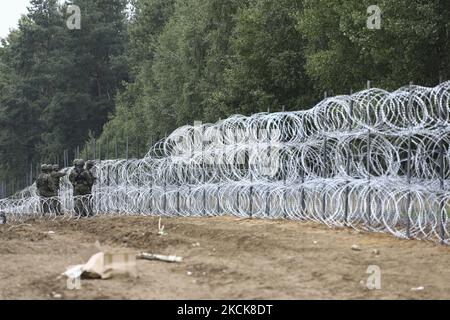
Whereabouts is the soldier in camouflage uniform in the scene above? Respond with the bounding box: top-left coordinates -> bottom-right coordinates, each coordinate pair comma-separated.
50,164 -> 66,215
36,164 -> 55,214
69,159 -> 91,217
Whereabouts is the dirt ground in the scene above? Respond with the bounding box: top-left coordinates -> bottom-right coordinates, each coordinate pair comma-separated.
1,215 -> 450,300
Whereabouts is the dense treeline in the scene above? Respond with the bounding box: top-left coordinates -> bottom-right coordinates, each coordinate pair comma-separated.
0,0 -> 128,191
0,0 -> 449,195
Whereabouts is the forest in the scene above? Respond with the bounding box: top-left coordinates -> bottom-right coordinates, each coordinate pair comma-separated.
0,0 -> 448,196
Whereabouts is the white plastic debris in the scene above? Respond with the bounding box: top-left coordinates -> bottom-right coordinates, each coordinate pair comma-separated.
137,252 -> 183,263
410,287 -> 425,292
63,252 -> 137,280
158,217 -> 167,236
52,292 -> 62,299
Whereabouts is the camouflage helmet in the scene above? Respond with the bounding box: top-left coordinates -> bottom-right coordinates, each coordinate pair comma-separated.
41,164 -> 50,172
73,159 -> 85,167
52,164 -> 59,171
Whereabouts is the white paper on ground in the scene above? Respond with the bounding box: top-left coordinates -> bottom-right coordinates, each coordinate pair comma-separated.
63,251 -> 137,280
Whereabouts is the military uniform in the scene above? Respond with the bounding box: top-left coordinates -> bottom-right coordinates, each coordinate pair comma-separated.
50,164 -> 65,215
36,164 -> 55,214
69,159 -> 91,217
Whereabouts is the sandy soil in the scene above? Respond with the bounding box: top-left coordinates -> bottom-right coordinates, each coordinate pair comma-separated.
0,215 -> 449,300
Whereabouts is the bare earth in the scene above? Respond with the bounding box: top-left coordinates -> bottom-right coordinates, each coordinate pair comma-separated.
0,215 -> 449,300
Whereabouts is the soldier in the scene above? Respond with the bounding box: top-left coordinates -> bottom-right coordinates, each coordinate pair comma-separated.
69,159 -> 92,217
84,160 -> 97,217
50,164 -> 66,215
0,212 -> 6,225
36,164 -> 55,214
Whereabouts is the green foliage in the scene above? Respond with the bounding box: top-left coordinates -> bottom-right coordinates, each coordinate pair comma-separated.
0,0 -> 129,186
216,0 -> 314,114
297,0 -> 450,93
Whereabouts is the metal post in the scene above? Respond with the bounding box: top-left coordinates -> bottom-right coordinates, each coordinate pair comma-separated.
322,91 -> 328,218
126,135 -> 129,160
265,116 -> 271,218
115,137 -> 118,159
366,81 -> 372,228
92,138 -> 96,160
188,134 -> 192,214
163,133 -> 167,214
149,153 -> 153,214
283,170 -> 287,219
406,82 -> 413,238
235,130 -> 240,213
438,77 -> 446,243
202,127 -> 206,216
249,127 -> 258,218
176,180 -> 180,215
344,89 -> 353,225
216,123 -> 222,215
107,136 -> 110,159
137,137 -> 140,159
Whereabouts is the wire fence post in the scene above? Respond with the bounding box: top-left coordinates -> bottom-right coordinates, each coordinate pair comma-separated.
281,106 -> 287,218
137,137 -> 140,159
202,126 -> 206,216
322,91 -> 328,218
126,135 -> 129,160
149,138 -> 154,214
124,133 -> 129,213
188,133 -> 193,214
235,129 -> 240,214
438,77 -> 446,243
406,82 -> 413,238
249,128 -> 255,219
163,132 -> 167,214
115,136 -> 118,159
344,89 -> 353,225
366,81 -> 372,228
92,138 -> 96,160
98,140 -> 102,162
265,108 -> 271,218
216,120 -> 222,215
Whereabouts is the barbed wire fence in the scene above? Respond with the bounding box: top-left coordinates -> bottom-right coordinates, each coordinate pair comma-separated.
1,81 -> 449,243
